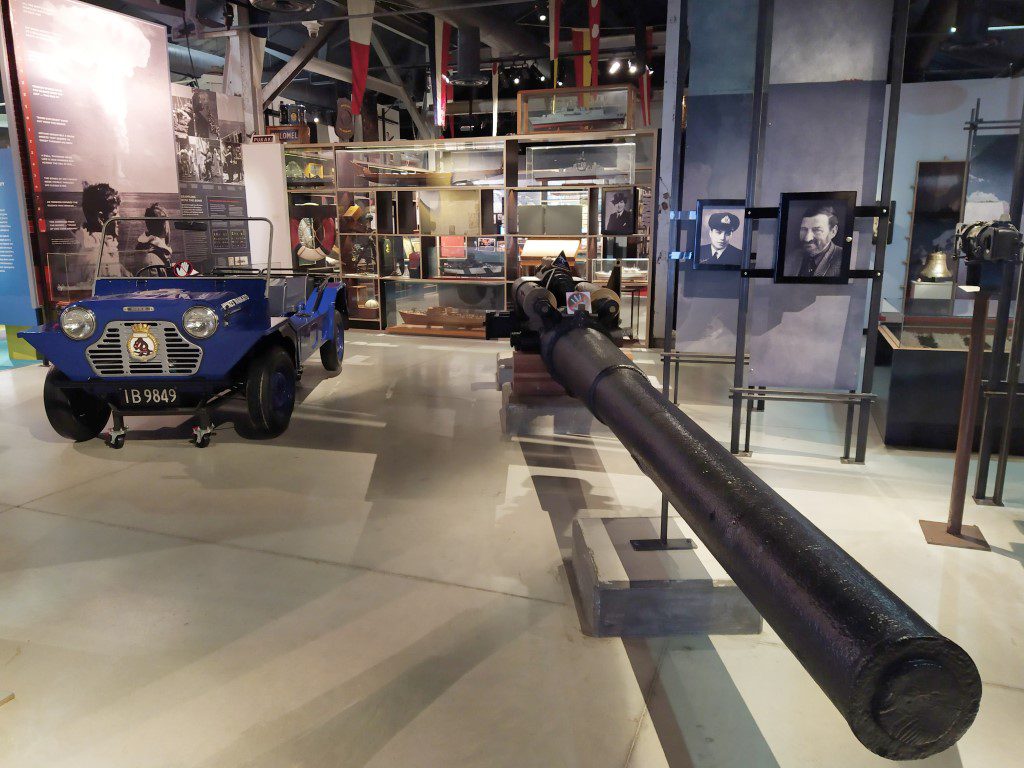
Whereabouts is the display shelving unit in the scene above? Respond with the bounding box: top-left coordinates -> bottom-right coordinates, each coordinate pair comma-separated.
281,129 -> 656,340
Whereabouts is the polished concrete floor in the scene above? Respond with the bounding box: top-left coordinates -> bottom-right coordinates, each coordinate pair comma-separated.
0,331 -> 1021,768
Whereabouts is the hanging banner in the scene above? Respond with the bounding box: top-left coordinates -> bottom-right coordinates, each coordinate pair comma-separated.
572,27 -> 592,93
549,0 -> 562,85
349,0 -> 375,117
4,0 -> 180,301
434,19 -> 453,128
170,84 -> 250,271
588,0 -> 601,86
639,26 -> 653,126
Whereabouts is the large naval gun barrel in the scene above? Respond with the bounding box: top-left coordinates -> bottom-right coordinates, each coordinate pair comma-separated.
486,261 -> 981,761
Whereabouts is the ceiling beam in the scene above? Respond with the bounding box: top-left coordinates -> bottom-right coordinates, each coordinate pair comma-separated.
371,30 -> 436,138
261,20 -> 344,106
263,44 -> 405,100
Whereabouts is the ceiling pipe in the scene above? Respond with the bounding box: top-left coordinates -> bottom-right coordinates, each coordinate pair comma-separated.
451,25 -> 490,86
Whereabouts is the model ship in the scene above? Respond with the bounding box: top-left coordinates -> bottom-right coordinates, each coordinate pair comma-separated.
595,265 -> 646,281
441,256 -> 503,277
351,159 -> 501,187
399,306 -> 487,329
530,105 -> 627,132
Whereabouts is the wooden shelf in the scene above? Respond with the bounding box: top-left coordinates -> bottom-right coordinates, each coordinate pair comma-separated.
279,128 -> 656,339
509,185 -> 596,192
387,325 -> 487,340
335,185 -> 504,193
382,277 -> 507,285
509,233 -> 594,239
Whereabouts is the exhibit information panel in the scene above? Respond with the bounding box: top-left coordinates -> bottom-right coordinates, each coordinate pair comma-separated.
0,12 -> 38,327
5,0 -> 180,300
170,83 -> 250,267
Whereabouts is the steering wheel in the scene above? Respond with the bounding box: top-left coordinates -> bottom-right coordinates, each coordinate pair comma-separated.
136,264 -> 172,277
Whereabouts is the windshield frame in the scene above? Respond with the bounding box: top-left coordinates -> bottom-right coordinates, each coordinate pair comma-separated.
95,215 -> 275,290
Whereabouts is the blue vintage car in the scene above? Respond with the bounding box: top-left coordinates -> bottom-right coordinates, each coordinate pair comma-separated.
19,217 -> 346,448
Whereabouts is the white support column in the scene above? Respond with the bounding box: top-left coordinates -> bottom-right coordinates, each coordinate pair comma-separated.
223,4 -> 265,135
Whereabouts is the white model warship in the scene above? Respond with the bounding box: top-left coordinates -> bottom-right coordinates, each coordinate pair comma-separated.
530,105 -> 626,132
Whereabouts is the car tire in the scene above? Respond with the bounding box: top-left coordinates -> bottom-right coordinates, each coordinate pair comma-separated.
43,367 -> 111,442
319,310 -> 344,373
242,345 -> 296,439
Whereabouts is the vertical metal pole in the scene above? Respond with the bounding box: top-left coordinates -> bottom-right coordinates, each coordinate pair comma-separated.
654,0 -> 686,546
948,292 -> 990,533
977,96 -> 1024,501
992,271 -> 1024,505
854,0 -> 910,463
730,0 -> 774,454
843,391 -> 856,460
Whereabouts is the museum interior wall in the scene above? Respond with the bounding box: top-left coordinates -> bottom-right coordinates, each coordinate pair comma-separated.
883,76 -> 1024,313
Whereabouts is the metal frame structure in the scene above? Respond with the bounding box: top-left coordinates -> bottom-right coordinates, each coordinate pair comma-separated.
727,0 -> 910,464
969,100 -> 1024,505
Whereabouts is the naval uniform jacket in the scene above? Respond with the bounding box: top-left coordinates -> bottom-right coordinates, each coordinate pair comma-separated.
698,242 -> 744,267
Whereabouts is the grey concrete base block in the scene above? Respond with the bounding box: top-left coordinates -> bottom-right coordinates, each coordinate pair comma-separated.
572,516 -> 763,637
496,354 -> 513,391
500,382 -> 599,437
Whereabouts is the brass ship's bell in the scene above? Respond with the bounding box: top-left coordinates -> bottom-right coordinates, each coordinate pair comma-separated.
919,250 -> 953,282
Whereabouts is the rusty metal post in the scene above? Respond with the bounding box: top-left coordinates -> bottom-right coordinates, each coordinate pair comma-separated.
921,290 -> 991,550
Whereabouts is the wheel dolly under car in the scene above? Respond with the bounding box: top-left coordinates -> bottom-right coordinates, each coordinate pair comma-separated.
19,216 -> 348,448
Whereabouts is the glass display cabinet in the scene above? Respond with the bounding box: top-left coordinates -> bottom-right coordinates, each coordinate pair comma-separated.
524,142 -> 636,186
335,140 -> 504,188
384,281 -> 505,339
517,85 -> 639,135
512,188 -> 590,236
284,146 -> 336,191
281,129 -> 655,339
343,276 -> 381,326
592,257 -> 649,284
436,236 -> 505,279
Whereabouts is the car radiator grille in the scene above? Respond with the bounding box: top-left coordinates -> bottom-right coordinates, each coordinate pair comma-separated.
86,321 -> 203,377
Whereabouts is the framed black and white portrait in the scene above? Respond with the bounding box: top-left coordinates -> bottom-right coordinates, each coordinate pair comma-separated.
693,199 -> 746,270
601,187 -> 637,236
774,191 -> 857,284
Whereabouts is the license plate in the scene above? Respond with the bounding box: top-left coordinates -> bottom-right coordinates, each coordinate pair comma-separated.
121,387 -> 179,408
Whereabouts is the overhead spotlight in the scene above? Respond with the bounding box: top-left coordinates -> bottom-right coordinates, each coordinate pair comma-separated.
557,80 -> 563,86
539,13 -> 547,21
949,26 -> 957,33
540,74 -> 546,82
608,59 -> 621,74
313,116 -> 320,123
628,60 -> 637,74
513,74 -> 521,85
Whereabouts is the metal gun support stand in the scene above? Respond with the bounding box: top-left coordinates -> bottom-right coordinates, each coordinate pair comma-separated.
921,286 -> 992,551
729,203 -> 890,462
973,98 -> 1024,506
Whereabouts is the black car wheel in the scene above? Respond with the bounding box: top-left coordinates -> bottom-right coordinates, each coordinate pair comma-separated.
241,345 -> 296,438
319,310 -> 344,373
43,367 -> 111,442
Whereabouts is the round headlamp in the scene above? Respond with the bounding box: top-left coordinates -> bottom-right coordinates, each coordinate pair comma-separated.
182,306 -> 219,339
59,306 -> 97,340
